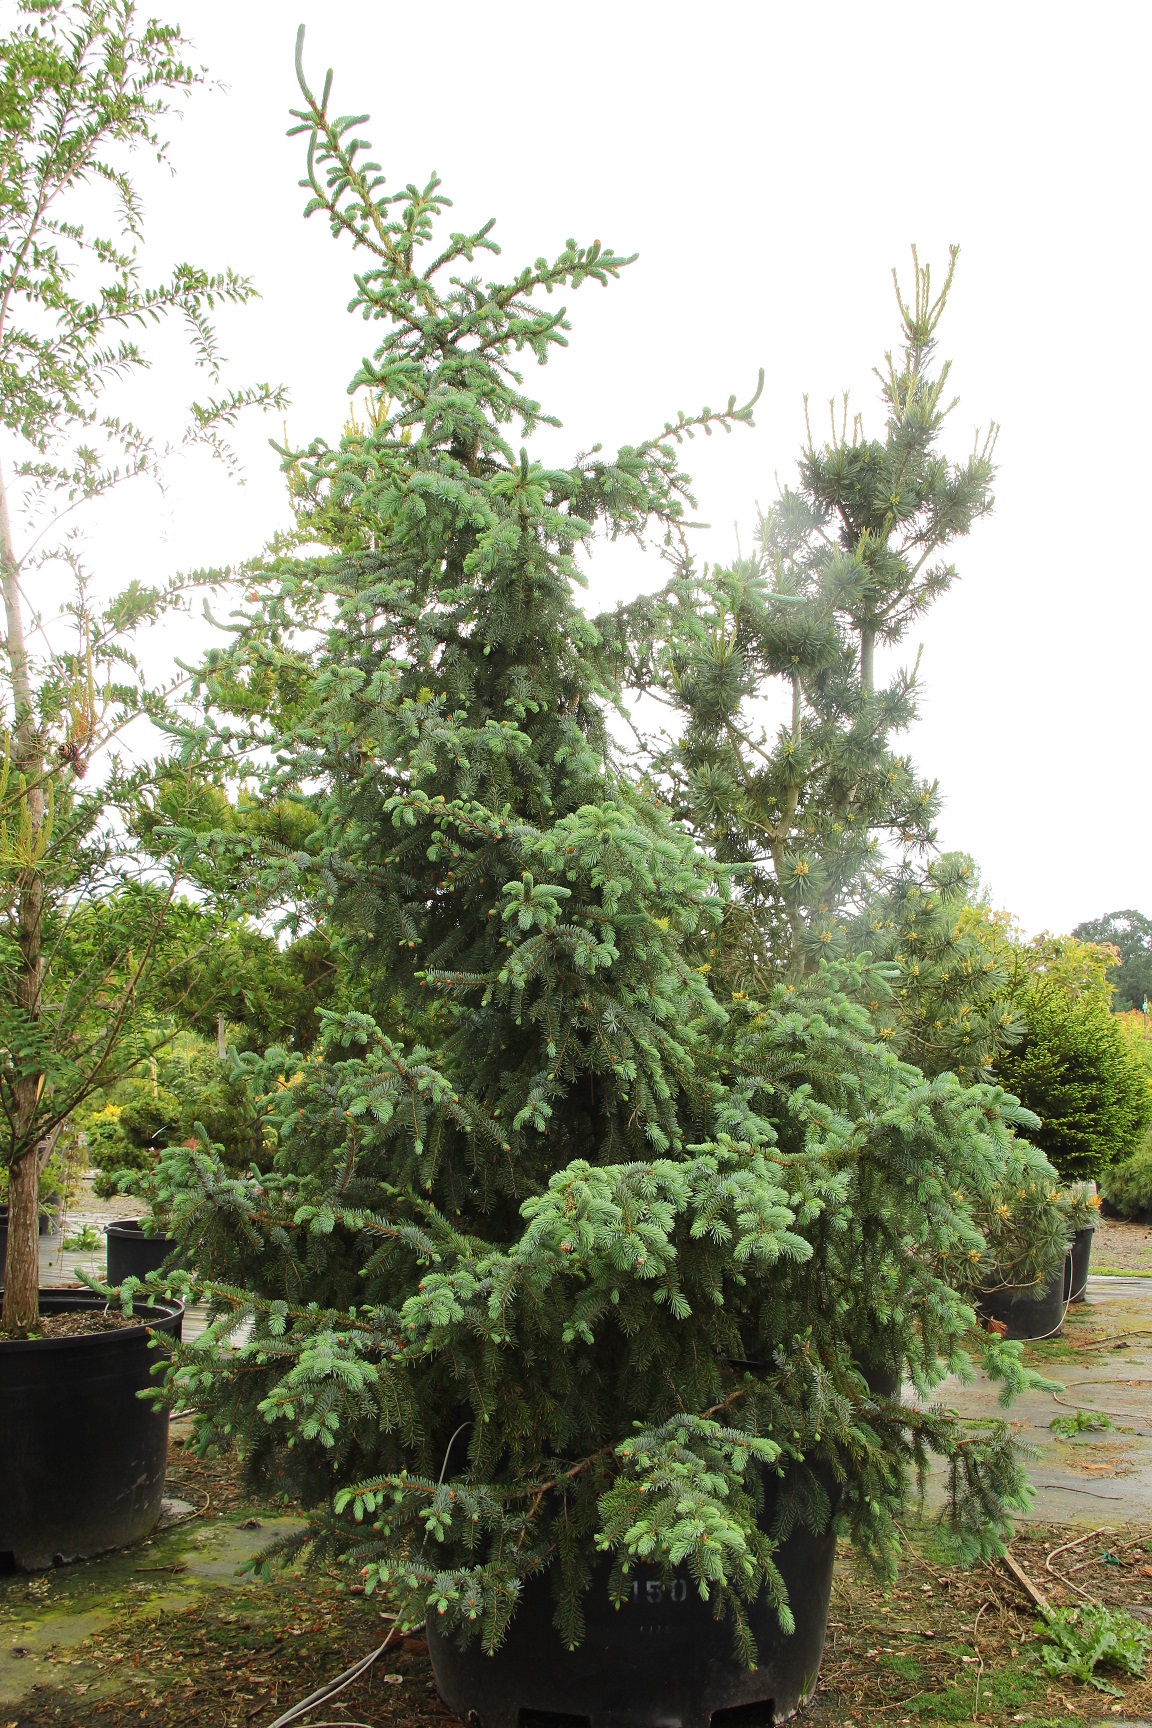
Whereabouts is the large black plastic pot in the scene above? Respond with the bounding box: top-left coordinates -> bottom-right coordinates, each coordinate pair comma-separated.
1067,1227 -> 1094,1304
860,1357 -> 902,1400
978,1252 -> 1070,1341
105,1217 -> 175,1284
428,1478 -> 836,1728
0,1290 -> 182,1569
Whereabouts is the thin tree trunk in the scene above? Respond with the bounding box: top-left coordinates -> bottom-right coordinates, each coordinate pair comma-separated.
860,626 -> 875,698
0,466 -> 32,727
790,671 -> 803,744
768,834 -> 810,977
1,460 -> 46,1334
5,1152 -> 40,1320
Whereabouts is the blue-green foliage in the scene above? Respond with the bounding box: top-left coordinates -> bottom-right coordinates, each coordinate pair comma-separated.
137,35 -> 1058,1659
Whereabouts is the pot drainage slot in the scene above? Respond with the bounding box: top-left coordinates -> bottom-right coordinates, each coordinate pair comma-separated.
518,1714 -> 592,1727
710,1703 -> 774,1726
0,1552 -> 15,1576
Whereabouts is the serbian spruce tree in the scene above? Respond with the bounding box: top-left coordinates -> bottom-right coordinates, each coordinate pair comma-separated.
152,43 -> 1052,1654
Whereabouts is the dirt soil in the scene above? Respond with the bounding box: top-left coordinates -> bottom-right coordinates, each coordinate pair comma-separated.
6,1451 -> 1152,1728
806,1524 -> 1152,1727
1092,1215 -> 1152,1274
18,1311 -> 141,1340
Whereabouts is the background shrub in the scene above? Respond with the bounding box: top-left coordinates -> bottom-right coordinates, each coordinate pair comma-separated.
1099,1127 -> 1152,1219
83,1033 -> 265,1197
996,983 -> 1152,1183
1072,910 -> 1152,1012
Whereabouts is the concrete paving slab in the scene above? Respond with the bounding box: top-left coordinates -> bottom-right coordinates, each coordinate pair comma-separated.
180,1522 -> 294,1581
38,1196 -> 131,1287
924,1275 -> 1152,1523
0,1513 -> 304,1707
0,1605 -> 109,1706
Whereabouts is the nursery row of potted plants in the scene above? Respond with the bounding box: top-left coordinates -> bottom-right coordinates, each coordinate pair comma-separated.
972,1182 -> 1102,1341
979,1221 -> 1096,1341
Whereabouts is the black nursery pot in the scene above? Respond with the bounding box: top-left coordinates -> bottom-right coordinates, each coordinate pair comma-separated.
105,1217 -> 176,1285
427,1478 -> 836,1728
860,1356 -> 902,1400
978,1253 -> 1070,1342
0,1290 -> 182,1570
1067,1226 -> 1094,1304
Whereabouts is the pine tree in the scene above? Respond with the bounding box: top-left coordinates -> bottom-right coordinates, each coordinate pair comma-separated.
600,251 -> 996,987
150,42 -> 1056,1654
851,853 -> 1024,1081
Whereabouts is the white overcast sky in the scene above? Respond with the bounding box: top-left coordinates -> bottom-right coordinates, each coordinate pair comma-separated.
18,0 -> 1150,937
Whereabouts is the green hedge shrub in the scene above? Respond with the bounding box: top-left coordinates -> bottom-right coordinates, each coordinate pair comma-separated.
996,986 -> 1152,1182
